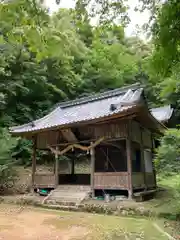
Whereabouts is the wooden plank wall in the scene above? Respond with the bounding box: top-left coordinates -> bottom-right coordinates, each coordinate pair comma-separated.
131,121 -> 141,144
37,130 -> 62,149
80,121 -> 128,140
34,173 -> 56,188
94,172 -> 128,190
145,173 -> 155,187
131,120 -> 155,188
131,120 -> 152,148
142,128 -> 152,148
132,173 -> 145,189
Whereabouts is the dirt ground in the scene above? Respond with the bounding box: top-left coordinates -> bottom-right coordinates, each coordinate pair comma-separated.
0,204 -> 170,240
0,205 -> 89,240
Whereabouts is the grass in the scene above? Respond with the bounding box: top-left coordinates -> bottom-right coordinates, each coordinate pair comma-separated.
143,174 -> 180,216
41,208 -> 167,239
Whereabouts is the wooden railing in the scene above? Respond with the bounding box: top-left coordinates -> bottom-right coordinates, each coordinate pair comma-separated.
34,173 -> 56,188
94,172 -> 128,190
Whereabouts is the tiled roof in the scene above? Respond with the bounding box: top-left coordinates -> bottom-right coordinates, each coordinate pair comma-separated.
10,83 -> 143,134
10,83 -> 168,134
150,105 -> 173,123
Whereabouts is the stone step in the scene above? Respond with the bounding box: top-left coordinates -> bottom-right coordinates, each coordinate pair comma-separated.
45,204 -> 79,211
52,190 -> 85,193
44,185 -> 90,206
50,191 -> 88,197
49,197 -> 84,202
56,185 -> 91,192
46,200 -> 82,206
50,191 -> 88,195
52,191 -> 90,195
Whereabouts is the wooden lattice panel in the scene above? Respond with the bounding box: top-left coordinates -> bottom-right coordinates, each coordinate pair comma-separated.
94,172 -> 128,190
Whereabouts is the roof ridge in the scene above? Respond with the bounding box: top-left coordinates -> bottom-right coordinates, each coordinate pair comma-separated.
58,82 -> 141,108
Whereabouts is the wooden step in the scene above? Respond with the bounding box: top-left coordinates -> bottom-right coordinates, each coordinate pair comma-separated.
134,189 -> 156,202
134,189 -> 156,197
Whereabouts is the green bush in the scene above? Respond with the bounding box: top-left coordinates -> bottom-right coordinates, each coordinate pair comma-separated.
0,128 -> 18,193
155,128 -> 180,174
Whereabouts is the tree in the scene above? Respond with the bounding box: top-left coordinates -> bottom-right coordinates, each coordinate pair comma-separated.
140,1 -> 180,121
78,25 -> 140,95
50,0 -> 129,25
0,4 -> 87,126
0,0 -> 86,60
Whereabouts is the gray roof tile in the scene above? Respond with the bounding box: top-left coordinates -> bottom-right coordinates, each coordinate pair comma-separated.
10,83 -> 169,134
150,105 -> 173,123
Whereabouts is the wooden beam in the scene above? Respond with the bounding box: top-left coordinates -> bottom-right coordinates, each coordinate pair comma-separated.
61,128 -> 78,142
32,135 -> 37,190
49,137 -> 126,148
126,120 -> 133,199
55,146 -> 59,186
90,142 -> 95,198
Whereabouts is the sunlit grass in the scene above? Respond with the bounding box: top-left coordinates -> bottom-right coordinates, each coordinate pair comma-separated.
42,209 -> 167,239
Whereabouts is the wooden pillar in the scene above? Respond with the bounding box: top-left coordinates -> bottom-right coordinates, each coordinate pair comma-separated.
71,158 -> 75,175
151,134 -> 157,188
140,127 -> 147,190
55,146 -> 59,187
90,142 -> 95,198
32,135 -> 37,190
126,121 -> 133,199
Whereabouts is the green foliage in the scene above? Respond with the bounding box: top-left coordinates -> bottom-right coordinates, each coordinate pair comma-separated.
0,128 -> 17,164
71,0 -> 129,25
78,26 -> 140,94
0,6 -> 87,126
0,129 -> 18,192
155,129 -> 180,173
151,0 -> 180,76
139,0 -> 180,116
12,139 -> 33,165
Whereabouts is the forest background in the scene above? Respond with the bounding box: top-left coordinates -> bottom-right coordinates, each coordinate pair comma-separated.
0,0 -> 180,181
